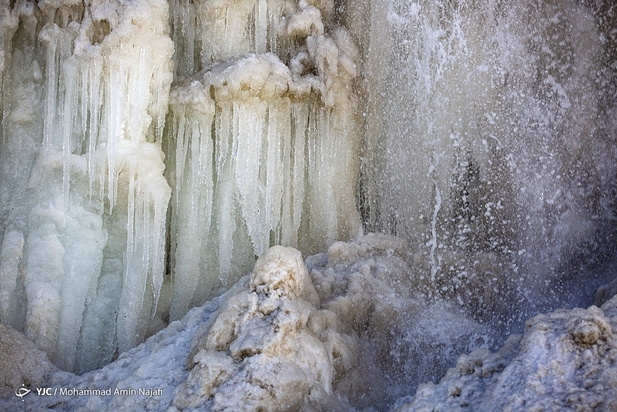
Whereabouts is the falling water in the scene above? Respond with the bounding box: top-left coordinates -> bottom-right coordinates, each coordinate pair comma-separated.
352,0 -> 617,323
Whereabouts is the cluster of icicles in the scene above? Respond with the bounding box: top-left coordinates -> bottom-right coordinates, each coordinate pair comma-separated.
0,0 -> 360,373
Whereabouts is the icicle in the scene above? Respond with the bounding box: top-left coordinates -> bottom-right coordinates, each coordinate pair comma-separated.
197,116 -> 214,234
280,105 -> 294,246
106,60 -> 118,212
87,55 -> 103,198
267,0 -> 280,54
175,112 -> 187,209
79,60 -> 88,140
125,161 -> 136,291
217,104 -> 237,283
291,102 -> 308,247
41,26 -> 58,153
255,0 -> 268,54
236,100 -> 269,256
62,60 -> 77,212
149,185 -> 168,318
265,104 -> 281,244
117,159 -> 140,353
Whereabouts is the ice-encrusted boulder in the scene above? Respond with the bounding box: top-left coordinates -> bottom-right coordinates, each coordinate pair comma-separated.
173,245 -> 356,411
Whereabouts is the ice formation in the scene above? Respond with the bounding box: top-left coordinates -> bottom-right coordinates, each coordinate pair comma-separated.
173,245 -> 354,411
169,236 -> 499,410
0,0 -> 174,373
1,242 -> 616,411
395,293 -> 617,411
0,0 -> 616,410
0,0 -> 361,373
165,0 -> 361,320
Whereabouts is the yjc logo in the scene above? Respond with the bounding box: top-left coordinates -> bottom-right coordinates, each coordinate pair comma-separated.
15,384 -> 31,401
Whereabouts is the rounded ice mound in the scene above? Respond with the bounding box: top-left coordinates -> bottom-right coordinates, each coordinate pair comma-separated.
395,294 -> 617,411
173,246 -> 354,411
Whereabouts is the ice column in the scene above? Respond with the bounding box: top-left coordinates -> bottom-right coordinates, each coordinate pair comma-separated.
167,0 -> 361,320
0,0 -> 173,372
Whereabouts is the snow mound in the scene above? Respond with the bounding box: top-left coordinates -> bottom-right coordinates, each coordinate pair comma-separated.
2,239 -> 614,411
0,324 -> 55,398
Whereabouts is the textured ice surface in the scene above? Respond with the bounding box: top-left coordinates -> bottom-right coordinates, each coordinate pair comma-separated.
1,242 -> 616,411
173,246 -> 354,411
0,323 -> 55,399
0,2 -> 616,408
0,0 -> 361,373
165,0 -> 362,320
0,0 -> 173,372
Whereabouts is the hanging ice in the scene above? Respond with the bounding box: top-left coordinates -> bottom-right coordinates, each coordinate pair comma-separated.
0,0 -> 361,373
0,0 -> 173,372
166,0 -> 361,320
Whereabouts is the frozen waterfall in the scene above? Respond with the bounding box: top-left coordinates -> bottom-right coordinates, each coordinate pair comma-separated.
0,0 -> 616,393
0,0 -> 362,373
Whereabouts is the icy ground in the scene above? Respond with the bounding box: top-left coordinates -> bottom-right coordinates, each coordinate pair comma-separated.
1,235 -> 616,411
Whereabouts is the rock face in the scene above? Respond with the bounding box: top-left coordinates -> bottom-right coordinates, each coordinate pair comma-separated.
396,294 -> 617,412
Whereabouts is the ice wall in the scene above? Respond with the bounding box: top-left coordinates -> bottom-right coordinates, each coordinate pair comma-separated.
165,0 -> 361,320
0,0 -> 173,372
0,0 -> 361,373
350,0 -> 617,319
1,0 -> 616,385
